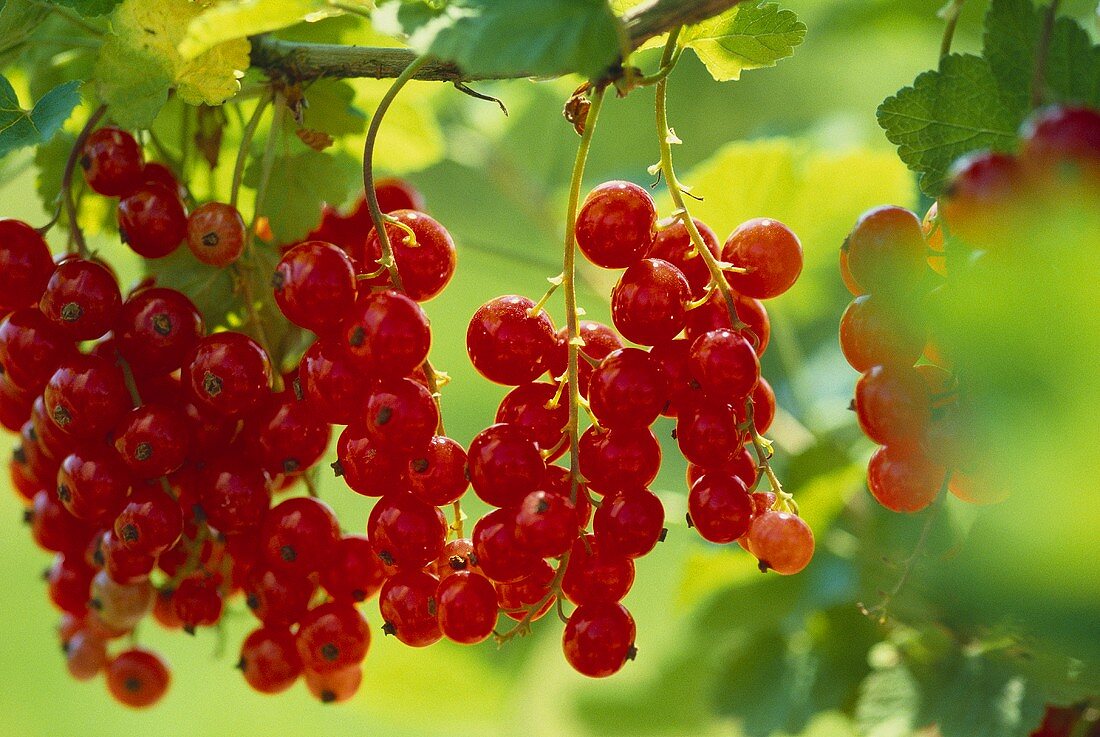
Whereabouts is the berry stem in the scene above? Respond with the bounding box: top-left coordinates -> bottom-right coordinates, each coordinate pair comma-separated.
1030,0 -> 1061,108
60,104 -> 107,257
938,0 -> 966,58
230,90 -> 273,210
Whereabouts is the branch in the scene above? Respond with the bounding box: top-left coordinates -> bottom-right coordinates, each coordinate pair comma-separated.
249,0 -> 744,83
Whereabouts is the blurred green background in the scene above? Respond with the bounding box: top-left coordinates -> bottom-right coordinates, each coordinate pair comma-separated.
1,1 -> 1098,735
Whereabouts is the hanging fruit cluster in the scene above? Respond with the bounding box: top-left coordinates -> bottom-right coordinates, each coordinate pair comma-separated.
839,104 -> 1100,513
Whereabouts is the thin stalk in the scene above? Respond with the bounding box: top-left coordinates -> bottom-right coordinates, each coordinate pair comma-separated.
60,105 -> 107,255
230,90 -> 273,210
1030,0 -> 1061,107
938,0 -> 966,59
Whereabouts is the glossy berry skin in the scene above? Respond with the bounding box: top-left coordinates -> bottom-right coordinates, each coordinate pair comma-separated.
44,355 -> 130,439
562,603 -> 636,678
114,487 -> 183,555
547,320 -> 623,395
322,534 -> 387,603
647,217 -> 721,297
105,648 -> 170,709
239,627 -> 302,694
408,435 -> 469,506
186,202 -> 246,266
29,490 -> 91,555
578,426 -> 661,495
367,492 -> 447,569
141,162 -> 180,193
47,552 -> 95,615
593,487 -> 665,559
0,309 -> 76,393
839,295 -> 925,372
117,183 -> 187,259
100,529 -> 156,584
305,665 -> 363,704
335,424 -> 406,496
843,206 -> 925,296
743,377 -> 777,436
688,474 -> 753,543
298,338 -> 365,424
172,576 -> 223,630
56,444 -> 132,525
676,401 -> 742,468
472,508 -> 541,583
248,398 -> 331,477
867,446 -> 944,513
261,497 -> 340,575
588,348 -> 668,428
115,288 -> 204,377
496,559 -> 554,621
575,181 -> 656,269
436,571 -> 498,645
467,423 -> 545,508
114,404 -> 190,478
683,290 -> 772,356
364,378 -> 439,455
649,338 -> 697,417
433,538 -> 481,579
0,374 -> 33,433
374,178 -> 426,212
378,570 -> 442,647
611,258 -> 690,346
362,210 -> 457,301
466,295 -> 556,385
244,566 -> 316,627
1020,105 -> 1100,164
198,457 -> 272,536
81,127 -> 144,196
561,535 -> 634,606
273,241 -> 357,335
65,630 -> 107,681
343,290 -> 430,377
495,382 -> 567,455
854,365 -> 931,447
721,218 -> 802,300
689,329 -> 760,401
185,332 -> 272,417
296,601 -> 370,674
746,511 -> 814,575
40,258 -> 122,341
0,220 -> 54,312
515,489 -> 580,558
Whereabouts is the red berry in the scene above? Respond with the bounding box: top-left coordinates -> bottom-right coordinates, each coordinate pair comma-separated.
687,474 -> 753,543
114,487 -> 183,555
843,206 -> 924,296
839,295 -> 925,372
29,490 -> 92,555
0,219 -> 54,312
592,487 -> 665,558
47,552 -> 95,615
722,218 -> 802,300
578,426 -> 661,495
321,534 -> 387,603
0,308 -> 76,393
647,217 -> 720,296
141,162 -> 180,193
238,626 -> 302,694
867,445 -> 944,513
546,320 -> 623,395
296,601 -> 370,673
335,424 -> 406,496
496,382 -> 568,456
610,258 -> 690,345
689,329 -> 759,401
683,289 -> 772,355
186,202 -> 246,266
378,569 -> 442,647
362,210 -> 457,301
675,401 -> 741,467
367,491 -> 447,569
742,376 -> 777,436
746,511 -> 814,575
105,648 -> 170,708
115,288 -> 204,377
496,559 -> 555,621
0,373 -> 33,433
260,497 -> 340,575
304,665 -> 362,704
198,456 -> 272,536
298,338 -> 365,424
432,537 -> 481,579
649,338 -> 697,417
185,332 -> 272,416
65,630 -> 107,681
364,378 -> 439,455
588,348 -> 668,428
247,397 -> 331,477
562,603 -> 636,678
113,404 -> 190,477
575,181 -> 656,268
57,444 -> 131,525
466,295 -> 556,385
467,423 -> 545,508
172,575 -> 223,630
273,241 -> 357,335
117,183 -> 187,259
244,566 -> 316,627
374,178 -> 426,213
44,354 -> 130,439
343,289 -> 430,377
99,529 -> 156,584
81,127 -> 144,196
854,365 -> 931,447
514,489 -> 580,558
1021,105 -> 1100,164
436,571 -> 498,645
561,535 -> 634,606
472,508 -> 541,583
407,435 -> 469,506
40,258 -> 122,341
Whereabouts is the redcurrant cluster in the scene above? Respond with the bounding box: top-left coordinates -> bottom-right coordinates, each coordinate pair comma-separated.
839,105 -> 1100,512
461,180 -> 812,676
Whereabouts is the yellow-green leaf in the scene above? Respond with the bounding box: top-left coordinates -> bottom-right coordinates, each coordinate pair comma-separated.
682,2 -> 805,81
178,0 -> 350,61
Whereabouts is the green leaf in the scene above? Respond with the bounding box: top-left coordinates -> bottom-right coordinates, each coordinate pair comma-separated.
243,149 -> 360,244
856,663 -> 921,737
298,79 -> 367,138
877,54 -> 1020,196
43,0 -> 120,16
178,0 -> 343,60
681,2 -> 806,82
95,0 -> 249,127
0,76 -> 81,158
374,0 -> 622,79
